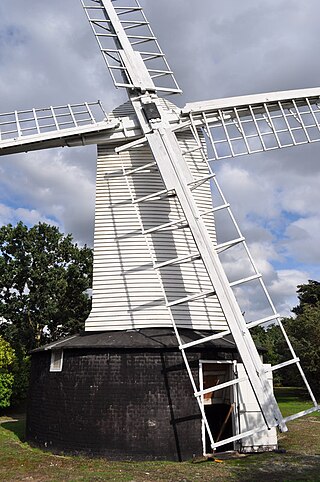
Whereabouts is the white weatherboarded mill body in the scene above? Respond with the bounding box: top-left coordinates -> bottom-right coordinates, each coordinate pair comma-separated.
87,100 -> 227,332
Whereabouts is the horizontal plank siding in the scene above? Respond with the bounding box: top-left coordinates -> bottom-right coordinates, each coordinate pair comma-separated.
86,101 -> 228,331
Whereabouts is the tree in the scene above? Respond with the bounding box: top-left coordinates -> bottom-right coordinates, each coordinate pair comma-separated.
292,280 -> 320,315
0,336 -> 16,408
251,280 -> 320,391
0,222 -> 93,353
282,285 -> 320,394
251,324 -> 283,385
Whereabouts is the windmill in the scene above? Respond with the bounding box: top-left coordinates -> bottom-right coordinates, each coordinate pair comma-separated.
1,0 -> 319,458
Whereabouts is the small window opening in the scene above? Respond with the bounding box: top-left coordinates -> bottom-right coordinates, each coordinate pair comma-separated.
50,349 -> 64,372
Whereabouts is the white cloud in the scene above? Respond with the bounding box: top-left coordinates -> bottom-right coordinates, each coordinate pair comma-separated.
0,147 -> 96,244
0,0 -> 319,316
284,216 -> 320,265
268,269 -> 310,316
0,203 -> 57,228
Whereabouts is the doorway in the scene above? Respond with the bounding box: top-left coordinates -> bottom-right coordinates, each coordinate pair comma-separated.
199,360 -> 237,454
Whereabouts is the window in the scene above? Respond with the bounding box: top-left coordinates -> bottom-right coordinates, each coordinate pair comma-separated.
50,349 -> 64,372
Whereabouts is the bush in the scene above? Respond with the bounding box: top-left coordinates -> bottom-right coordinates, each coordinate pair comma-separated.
11,355 -> 31,406
0,336 -> 16,408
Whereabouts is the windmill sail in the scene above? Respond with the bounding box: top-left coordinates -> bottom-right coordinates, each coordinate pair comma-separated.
182,88 -> 320,160
81,0 -> 181,94
105,95 -> 319,448
0,101 -> 119,155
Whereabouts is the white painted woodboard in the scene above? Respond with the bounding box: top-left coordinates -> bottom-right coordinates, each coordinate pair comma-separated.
86,101 -> 228,331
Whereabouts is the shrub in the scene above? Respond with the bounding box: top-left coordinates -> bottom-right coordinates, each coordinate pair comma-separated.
0,336 -> 16,408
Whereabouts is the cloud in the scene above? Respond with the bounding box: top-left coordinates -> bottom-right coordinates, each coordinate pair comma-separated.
284,216 -> 320,266
0,203 -> 57,228
268,268 -> 311,315
0,147 -> 96,245
0,0 -> 319,316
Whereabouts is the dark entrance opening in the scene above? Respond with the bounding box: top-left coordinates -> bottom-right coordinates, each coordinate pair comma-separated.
201,362 -> 235,453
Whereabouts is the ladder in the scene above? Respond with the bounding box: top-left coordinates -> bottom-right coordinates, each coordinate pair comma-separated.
81,0 -> 181,94
118,114 -> 319,452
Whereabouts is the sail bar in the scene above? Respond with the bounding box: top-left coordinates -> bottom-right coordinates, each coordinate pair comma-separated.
0,101 -> 118,156
81,0 -> 181,94
181,88 -> 320,160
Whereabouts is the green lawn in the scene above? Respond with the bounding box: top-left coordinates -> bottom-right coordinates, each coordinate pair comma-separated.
275,386 -> 320,418
0,388 -> 320,481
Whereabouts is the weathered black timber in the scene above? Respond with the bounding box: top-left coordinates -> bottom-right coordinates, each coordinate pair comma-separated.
26,328 -> 239,461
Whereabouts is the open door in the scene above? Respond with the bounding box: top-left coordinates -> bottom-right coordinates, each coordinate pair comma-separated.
199,360 -> 237,454
200,360 -> 278,454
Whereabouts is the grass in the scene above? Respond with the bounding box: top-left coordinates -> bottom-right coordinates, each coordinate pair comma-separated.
275,386 -> 320,418
0,388 -> 320,481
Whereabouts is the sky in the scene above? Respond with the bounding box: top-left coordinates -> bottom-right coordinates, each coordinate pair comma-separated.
0,0 -> 319,316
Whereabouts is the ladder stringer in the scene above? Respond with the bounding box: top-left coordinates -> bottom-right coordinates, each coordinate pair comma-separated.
81,0 -> 181,94
156,122 -> 320,446
119,132 -> 285,452
145,127 -> 287,438
121,153 -> 217,451
118,99 -> 319,451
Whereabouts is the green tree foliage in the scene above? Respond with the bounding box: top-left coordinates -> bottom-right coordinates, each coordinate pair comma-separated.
281,281 -> 320,394
251,324 -> 280,366
252,280 -> 320,392
0,222 -> 93,353
292,280 -> 320,315
0,336 -> 16,408
11,355 -> 31,406
251,324 -> 283,385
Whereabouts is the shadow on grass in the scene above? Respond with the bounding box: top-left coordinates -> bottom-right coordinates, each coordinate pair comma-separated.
228,453 -> 320,482
275,386 -> 309,399
2,417 -> 26,443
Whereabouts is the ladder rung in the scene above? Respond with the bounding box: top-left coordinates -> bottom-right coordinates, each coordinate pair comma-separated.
131,39 -> 155,47
83,5 -> 103,10
215,237 -> 245,253
101,49 -> 124,57
179,329 -> 231,350
89,19 -> 110,23
115,6 -> 143,11
121,20 -> 149,25
142,54 -> 165,62
107,65 -> 127,71
116,137 -> 147,154
181,313 -> 280,352
229,273 -> 262,287
132,188 -> 173,204
283,405 -> 320,423
97,32 -> 117,38
188,173 -> 216,191
124,25 -> 149,31
200,203 -> 230,217
167,289 -> 215,308
127,34 -> 156,40
117,10 -> 143,17
154,252 -> 200,270
148,68 -> 174,75
140,51 -> 165,58
194,376 -> 247,398
143,217 -> 187,235
246,313 -> 280,329
151,72 -> 171,80
123,161 -> 156,176
211,423 -> 269,450
181,145 -> 202,155
265,357 -> 300,373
